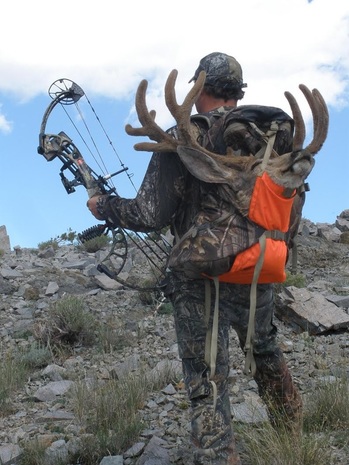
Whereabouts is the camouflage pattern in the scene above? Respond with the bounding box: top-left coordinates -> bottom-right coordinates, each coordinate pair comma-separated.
102,105 -> 300,277
164,273 -> 302,462
167,205 -> 265,279
168,106 -> 300,279
221,105 -> 294,157
100,106 -> 303,462
188,52 -> 247,92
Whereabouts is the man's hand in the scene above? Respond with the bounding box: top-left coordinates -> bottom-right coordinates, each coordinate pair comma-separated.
87,195 -> 107,220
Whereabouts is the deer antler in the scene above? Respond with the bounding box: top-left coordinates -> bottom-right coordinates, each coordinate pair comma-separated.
284,84 -> 329,153
284,89 -> 306,151
125,70 -> 329,213
125,69 -> 234,160
125,78 -> 180,152
300,85 -> 329,154
164,69 -> 206,146
125,69 -> 207,152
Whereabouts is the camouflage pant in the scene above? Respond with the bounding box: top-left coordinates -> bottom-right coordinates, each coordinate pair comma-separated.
164,274 -> 302,463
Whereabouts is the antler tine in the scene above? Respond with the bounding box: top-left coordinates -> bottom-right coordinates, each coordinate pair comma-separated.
299,84 -> 329,155
165,69 -> 206,144
125,78 -> 180,153
125,69 -> 236,161
284,89 -> 306,151
310,87 -> 329,154
134,80 -> 159,131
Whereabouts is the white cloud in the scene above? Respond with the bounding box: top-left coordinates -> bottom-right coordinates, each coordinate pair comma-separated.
0,0 -> 348,246
0,0 -> 348,125
0,106 -> 12,133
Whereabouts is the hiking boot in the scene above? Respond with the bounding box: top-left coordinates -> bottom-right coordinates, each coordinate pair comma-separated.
189,381 -> 242,465
177,441 -> 241,465
193,443 -> 242,464
254,349 -> 303,433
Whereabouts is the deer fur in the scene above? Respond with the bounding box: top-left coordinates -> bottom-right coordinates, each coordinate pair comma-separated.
125,70 -> 329,216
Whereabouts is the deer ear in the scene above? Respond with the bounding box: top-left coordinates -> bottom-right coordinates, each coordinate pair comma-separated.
177,146 -> 231,184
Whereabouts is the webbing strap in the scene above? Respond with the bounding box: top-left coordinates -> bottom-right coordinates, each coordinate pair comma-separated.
291,236 -> 298,274
204,279 -> 212,366
243,122 -> 279,376
260,122 -> 279,171
204,277 -> 220,415
210,277 -> 220,378
243,232 -> 267,376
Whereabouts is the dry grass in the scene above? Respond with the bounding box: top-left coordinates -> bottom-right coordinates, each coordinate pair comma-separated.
68,362 -> 180,465
239,373 -> 349,465
0,349 -> 29,415
303,374 -> 349,432
239,422 -> 332,465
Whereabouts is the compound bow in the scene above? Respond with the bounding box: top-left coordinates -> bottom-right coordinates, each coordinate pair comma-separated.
37,78 -> 168,286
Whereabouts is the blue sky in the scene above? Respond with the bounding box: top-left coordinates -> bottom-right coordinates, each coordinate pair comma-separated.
0,0 -> 348,249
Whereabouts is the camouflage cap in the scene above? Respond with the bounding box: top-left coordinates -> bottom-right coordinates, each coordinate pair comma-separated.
189,52 -> 247,90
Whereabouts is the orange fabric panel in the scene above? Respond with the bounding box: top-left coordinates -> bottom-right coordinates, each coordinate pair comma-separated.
218,238 -> 287,284
249,172 -> 295,232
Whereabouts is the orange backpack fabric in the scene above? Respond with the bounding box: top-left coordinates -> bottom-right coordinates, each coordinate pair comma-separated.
218,172 -> 295,284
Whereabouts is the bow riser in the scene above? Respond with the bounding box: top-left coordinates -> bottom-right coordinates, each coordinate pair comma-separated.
40,131 -> 105,197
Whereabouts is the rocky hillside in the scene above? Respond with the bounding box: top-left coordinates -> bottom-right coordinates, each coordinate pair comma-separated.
0,212 -> 348,465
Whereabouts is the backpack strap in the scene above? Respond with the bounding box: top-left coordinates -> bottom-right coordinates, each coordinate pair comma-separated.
204,277 -> 219,415
190,106 -> 228,130
243,230 -> 286,376
243,122 -> 282,376
259,121 -> 279,170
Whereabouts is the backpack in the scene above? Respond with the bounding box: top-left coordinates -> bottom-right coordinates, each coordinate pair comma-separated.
167,105 -> 306,284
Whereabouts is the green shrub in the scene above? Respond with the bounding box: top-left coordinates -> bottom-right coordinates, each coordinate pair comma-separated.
17,439 -> 46,465
38,228 -> 78,250
19,343 -> 52,369
24,286 -> 40,301
37,238 -> 60,251
238,422 -> 333,465
70,364 -> 179,464
71,375 -> 148,463
284,271 -> 306,288
39,296 -> 96,347
157,301 -> 173,315
97,323 -> 137,353
80,234 -> 110,253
